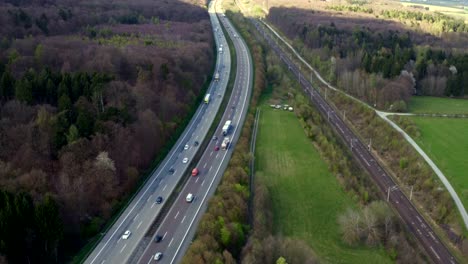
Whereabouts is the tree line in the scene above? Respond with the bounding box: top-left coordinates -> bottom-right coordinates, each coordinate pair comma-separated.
267,6 -> 468,110
0,190 -> 62,263
380,9 -> 468,33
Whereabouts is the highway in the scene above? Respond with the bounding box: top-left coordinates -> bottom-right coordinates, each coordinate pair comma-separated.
251,19 -> 457,264
136,1 -> 253,263
84,4 -> 232,264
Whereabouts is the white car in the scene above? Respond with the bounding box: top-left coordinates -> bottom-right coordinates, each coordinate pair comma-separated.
184,144 -> 189,150
182,157 -> 188,163
154,252 -> 163,261
186,193 -> 194,203
121,230 -> 131,240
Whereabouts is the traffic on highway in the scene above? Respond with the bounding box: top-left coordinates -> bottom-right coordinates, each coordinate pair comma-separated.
84,2 -> 232,264
136,1 -> 253,263
252,19 -> 457,264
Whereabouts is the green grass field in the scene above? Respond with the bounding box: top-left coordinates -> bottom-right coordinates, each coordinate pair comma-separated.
255,105 -> 391,264
409,116 -> 468,210
408,96 -> 468,114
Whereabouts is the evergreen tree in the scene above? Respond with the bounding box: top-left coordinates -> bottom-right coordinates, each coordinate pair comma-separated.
58,94 -> 72,112
66,124 -> 79,144
35,194 -> 63,262
15,78 -> 33,104
0,71 -> 15,100
76,109 -> 95,137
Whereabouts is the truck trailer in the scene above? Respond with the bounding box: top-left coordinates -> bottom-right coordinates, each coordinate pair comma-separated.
222,120 -> 232,136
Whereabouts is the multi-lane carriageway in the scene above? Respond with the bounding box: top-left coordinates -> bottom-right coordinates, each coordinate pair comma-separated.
251,20 -> 457,264
84,1 -> 233,263
137,1 -> 253,263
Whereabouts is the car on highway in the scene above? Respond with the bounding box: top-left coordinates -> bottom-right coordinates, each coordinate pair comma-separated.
186,193 -> 194,203
156,196 -> 163,204
213,136 -> 218,141
184,144 -> 189,150
214,145 -> 220,151
182,157 -> 188,163
154,252 -> 163,261
194,141 -> 199,146
121,230 -> 131,240
168,168 -> 175,174
191,168 -> 199,176
154,235 -> 162,243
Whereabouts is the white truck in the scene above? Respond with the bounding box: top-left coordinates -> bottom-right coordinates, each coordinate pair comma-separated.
214,72 -> 220,81
222,120 -> 232,136
221,137 -> 230,150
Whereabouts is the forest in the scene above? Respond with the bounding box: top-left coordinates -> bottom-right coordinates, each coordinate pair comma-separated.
0,0 -> 214,262
261,1 -> 468,110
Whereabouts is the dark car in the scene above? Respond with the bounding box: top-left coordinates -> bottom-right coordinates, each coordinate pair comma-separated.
214,145 -> 220,151
154,235 -> 163,243
194,141 -> 199,146
168,168 -> 175,174
156,196 -> 163,204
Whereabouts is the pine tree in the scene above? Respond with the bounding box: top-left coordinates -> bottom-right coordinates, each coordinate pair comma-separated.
15,78 -> 33,104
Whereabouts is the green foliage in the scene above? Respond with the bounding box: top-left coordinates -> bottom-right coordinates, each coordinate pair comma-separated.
35,13 -> 49,35
58,8 -> 72,21
58,94 -> 72,112
8,8 -> 32,28
276,256 -> 288,264
66,124 -> 79,144
399,158 -> 408,169
160,63 -> 170,80
0,71 -> 15,99
76,110 -> 95,138
327,5 -> 373,14
35,194 -> 63,259
15,78 -> 33,104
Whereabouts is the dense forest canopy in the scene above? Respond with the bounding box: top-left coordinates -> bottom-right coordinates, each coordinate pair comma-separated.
0,0 -> 214,262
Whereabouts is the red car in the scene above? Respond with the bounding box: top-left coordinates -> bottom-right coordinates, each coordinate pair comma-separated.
191,168 -> 199,176
214,145 -> 220,151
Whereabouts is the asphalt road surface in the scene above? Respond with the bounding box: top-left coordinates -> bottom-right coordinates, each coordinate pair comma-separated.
136,1 -> 253,263
252,19 -> 457,264
84,5 -> 232,264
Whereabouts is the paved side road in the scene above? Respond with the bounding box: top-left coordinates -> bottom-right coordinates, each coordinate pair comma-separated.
251,18 -> 457,264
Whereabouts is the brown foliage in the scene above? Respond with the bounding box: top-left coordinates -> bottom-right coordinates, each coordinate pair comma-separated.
0,0 -> 215,260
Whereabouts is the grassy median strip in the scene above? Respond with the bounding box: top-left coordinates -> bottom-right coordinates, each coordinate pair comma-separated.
255,104 -> 391,264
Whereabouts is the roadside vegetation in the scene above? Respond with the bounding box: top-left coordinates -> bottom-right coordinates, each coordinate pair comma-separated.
181,5 -> 267,262
241,41 -> 427,263
409,96 -> 468,114
0,0 -> 214,262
